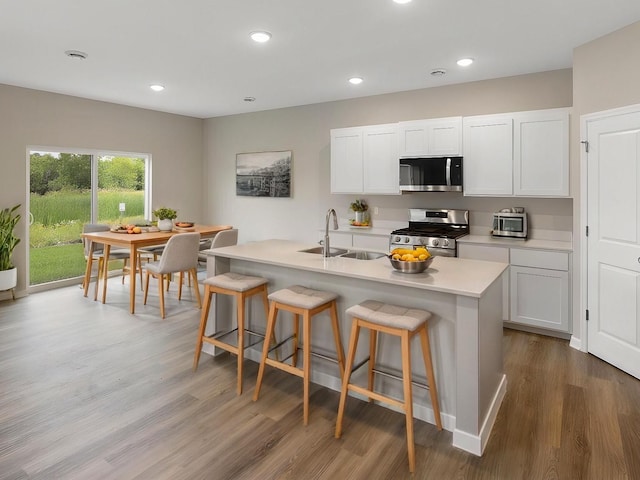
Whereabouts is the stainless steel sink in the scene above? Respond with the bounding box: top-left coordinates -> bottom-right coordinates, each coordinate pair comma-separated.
339,251 -> 386,260
298,246 -> 348,256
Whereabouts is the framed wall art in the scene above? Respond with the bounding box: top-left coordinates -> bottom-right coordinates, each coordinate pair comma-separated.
236,150 -> 292,197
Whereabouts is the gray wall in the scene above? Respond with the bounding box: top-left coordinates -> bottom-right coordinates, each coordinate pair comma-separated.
570,20 -> 640,344
0,84 -> 203,295
203,69 -> 573,244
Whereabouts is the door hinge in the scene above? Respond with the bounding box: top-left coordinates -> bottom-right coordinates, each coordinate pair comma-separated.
581,140 -> 589,153
586,309 -> 590,321
586,225 -> 589,237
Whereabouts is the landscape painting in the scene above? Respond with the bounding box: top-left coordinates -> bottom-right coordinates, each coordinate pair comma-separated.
236,150 -> 292,197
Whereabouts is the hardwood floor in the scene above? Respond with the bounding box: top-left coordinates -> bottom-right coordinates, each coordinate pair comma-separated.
1,279 -> 639,479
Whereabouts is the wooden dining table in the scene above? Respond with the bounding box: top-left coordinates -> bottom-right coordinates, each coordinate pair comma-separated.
82,224 -> 233,313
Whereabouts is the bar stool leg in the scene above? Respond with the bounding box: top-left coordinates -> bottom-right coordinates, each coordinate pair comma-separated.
236,291 -> 245,395
292,313 -> 300,368
193,285 -> 213,370
401,330 -> 416,473
368,329 -> 377,402
335,319 -> 360,439
420,325 -> 442,430
303,310 -> 312,426
329,301 -> 345,377
253,301 -> 278,401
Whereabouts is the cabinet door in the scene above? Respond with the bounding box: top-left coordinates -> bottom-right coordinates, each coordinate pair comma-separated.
398,121 -> 429,157
510,266 -> 569,332
363,124 -> 400,194
514,109 -> 569,197
331,127 -> 363,193
458,244 -> 510,321
429,117 -> 462,156
463,115 -> 513,196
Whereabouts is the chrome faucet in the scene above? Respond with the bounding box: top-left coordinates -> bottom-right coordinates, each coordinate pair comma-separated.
324,208 -> 339,257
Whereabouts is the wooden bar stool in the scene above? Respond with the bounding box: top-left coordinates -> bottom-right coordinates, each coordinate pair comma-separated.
193,272 -> 270,395
335,300 -> 442,473
253,285 -> 346,425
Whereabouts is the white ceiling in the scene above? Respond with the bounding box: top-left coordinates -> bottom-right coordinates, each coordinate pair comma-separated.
2,0 -> 640,119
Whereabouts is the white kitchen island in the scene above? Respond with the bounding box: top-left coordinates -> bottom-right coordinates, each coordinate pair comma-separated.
202,239 -> 508,456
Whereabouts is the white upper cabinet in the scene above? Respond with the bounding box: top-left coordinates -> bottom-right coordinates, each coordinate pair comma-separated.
363,123 -> 399,194
463,108 -> 570,197
514,109 -> 569,197
463,115 -> 514,196
330,123 -> 399,195
398,117 -> 462,157
330,127 -> 364,193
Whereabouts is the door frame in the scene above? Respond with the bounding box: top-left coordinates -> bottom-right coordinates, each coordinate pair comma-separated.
579,102 -> 640,354
25,145 -> 152,292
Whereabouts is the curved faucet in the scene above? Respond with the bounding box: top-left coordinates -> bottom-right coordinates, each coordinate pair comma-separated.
324,208 -> 339,257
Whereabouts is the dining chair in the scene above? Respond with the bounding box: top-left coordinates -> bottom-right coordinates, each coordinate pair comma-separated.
143,232 -> 202,318
82,223 -> 136,301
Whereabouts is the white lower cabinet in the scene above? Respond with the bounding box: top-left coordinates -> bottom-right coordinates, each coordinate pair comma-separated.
458,243 -> 571,335
509,248 -> 570,332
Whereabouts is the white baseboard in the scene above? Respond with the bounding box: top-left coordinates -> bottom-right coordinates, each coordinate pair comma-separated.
569,335 -> 583,351
453,374 -> 507,456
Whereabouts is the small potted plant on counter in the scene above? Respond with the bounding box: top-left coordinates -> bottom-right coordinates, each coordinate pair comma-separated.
152,207 -> 177,232
0,204 -> 21,296
349,199 -> 369,226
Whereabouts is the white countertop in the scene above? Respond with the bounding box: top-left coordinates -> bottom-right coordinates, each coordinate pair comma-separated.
458,234 -> 573,252
206,239 -> 508,298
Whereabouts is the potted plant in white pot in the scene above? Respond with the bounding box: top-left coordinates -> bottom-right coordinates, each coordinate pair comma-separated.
152,207 -> 177,232
0,204 -> 21,293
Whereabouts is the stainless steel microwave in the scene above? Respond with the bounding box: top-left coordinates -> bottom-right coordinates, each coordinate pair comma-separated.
492,212 -> 528,238
399,156 -> 463,192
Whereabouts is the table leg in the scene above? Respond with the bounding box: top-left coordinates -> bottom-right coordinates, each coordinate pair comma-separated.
129,245 -> 137,314
101,245 -> 110,304
83,242 -> 95,297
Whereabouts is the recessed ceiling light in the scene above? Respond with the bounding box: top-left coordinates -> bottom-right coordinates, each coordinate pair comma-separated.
150,84 -> 165,92
430,69 -> 447,76
250,31 -> 272,43
393,0 -> 412,4
457,58 -> 474,67
349,77 -> 363,85
244,97 -> 256,102
65,50 -> 88,60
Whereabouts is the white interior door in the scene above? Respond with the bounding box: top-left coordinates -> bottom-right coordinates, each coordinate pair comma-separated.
586,108 -> 640,379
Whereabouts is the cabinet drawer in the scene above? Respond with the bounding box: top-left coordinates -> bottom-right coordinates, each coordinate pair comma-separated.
353,234 -> 389,251
458,244 -> 509,263
510,248 -> 568,271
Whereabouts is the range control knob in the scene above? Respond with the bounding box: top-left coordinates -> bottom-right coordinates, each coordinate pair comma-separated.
431,238 -> 440,247
394,236 -> 402,243
404,237 -> 411,243
442,238 -> 450,247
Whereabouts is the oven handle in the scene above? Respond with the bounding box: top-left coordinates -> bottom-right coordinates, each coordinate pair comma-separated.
445,157 -> 451,187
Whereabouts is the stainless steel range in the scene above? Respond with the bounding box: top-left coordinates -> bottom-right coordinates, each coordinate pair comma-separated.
390,208 -> 469,257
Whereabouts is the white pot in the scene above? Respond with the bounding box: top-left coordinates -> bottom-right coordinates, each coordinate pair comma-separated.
158,219 -> 173,231
0,267 -> 17,291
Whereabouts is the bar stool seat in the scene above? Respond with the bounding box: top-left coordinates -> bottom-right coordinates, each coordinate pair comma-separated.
335,300 -> 442,473
253,285 -> 346,425
193,272 -> 270,395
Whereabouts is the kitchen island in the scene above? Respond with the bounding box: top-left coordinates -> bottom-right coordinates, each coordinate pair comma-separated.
202,239 -> 508,456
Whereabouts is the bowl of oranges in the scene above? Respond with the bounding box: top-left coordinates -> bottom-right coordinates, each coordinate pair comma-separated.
388,247 -> 433,274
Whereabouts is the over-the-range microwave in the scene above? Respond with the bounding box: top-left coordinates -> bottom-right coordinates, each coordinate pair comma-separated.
399,156 -> 463,192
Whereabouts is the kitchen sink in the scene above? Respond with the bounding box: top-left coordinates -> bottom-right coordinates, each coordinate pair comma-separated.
298,246 -> 348,256
339,251 -> 386,260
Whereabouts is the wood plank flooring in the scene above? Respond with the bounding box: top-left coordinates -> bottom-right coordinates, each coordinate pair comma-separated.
0,279 -> 639,479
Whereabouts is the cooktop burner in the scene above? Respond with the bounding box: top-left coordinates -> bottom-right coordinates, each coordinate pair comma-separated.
391,226 -> 469,239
